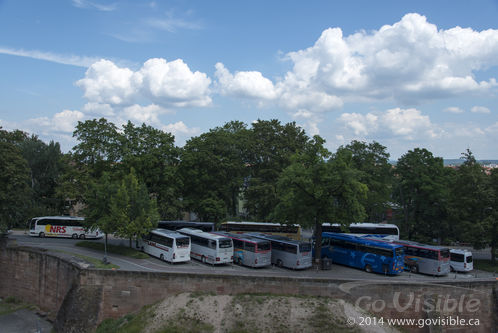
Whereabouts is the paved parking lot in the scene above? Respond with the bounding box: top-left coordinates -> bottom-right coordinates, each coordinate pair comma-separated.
9,231 -> 496,282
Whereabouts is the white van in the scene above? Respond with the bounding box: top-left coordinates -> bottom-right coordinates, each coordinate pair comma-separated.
449,249 -> 473,272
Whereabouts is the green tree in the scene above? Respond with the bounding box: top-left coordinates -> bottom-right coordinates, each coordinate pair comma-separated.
449,150 -> 494,253
83,173 -> 119,261
179,121 -> 249,221
273,136 -> 367,264
119,121 -> 182,219
72,118 -> 120,178
0,129 -> 32,231
336,141 -> 392,222
487,168 -> 498,263
19,135 -> 64,215
244,120 -> 309,220
112,169 -> 159,247
393,148 -> 451,243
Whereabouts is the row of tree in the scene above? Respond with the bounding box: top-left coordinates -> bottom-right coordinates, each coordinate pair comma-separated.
0,119 -> 496,262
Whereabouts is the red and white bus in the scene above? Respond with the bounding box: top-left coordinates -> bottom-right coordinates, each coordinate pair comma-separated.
212,231 -> 271,268
394,240 -> 450,276
29,216 -> 102,239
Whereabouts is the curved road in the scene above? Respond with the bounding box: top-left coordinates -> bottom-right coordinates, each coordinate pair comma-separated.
7,231 -> 496,282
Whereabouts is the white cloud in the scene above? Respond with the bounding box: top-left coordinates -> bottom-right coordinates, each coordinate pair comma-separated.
215,63 -> 277,100
338,112 -> 379,136
215,13 -> 498,122
138,58 -> 212,107
72,0 -> 116,11
162,121 -> 200,136
122,104 -> 171,126
443,107 -> 465,114
23,110 -> 85,135
0,46 -> 101,67
76,60 -> 137,105
76,58 -> 212,108
339,108 -> 437,140
470,106 -> 491,113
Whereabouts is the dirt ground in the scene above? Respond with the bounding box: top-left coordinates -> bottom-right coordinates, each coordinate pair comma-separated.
142,293 -> 401,333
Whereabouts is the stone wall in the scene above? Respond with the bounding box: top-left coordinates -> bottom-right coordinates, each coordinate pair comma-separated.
1,246 -> 496,332
0,246 -> 79,319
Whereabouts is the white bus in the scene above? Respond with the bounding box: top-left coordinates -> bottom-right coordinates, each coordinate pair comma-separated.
248,233 -> 312,270
321,223 -> 400,240
137,229 -> 191,263
178,228 -> 233,265
28,216 -> 102,239
212,231 -> 272,268
450,249 -> 473,272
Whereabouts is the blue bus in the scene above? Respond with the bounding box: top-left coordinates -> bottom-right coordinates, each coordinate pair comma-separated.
319,232 -> 404,275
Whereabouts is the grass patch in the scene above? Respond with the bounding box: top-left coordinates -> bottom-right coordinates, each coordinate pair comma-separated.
52,249 -> 120,269
76,241 -> 149,259
474,259 -> 498,273
0,296 -> 33,316
96,305 -> 155,333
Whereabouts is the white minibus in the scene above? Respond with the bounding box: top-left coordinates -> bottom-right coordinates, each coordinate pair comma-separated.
450,249 -> 473,272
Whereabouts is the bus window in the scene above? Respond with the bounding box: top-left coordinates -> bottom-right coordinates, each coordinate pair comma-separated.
245,242 -> 255,252
218,239 -> 232,249
176,237 -> 190,248
256,241 -> 270,252
299,243 -> 311,253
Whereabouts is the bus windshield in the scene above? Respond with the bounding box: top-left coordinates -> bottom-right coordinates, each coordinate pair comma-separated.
176,237 -> 190,248
299,243 -> 311,253
257,241 -> 270,251
218,239 -> 232,248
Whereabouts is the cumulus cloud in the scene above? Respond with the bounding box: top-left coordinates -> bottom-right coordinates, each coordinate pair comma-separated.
76,58 -> 212,108
25,110 -> 85,134
470,106 -> 491,113
283,13 -> 498,105
162,121 -> 200,136
339,108 -> 437,140
122,104 -> 170,126
215,13 -> 498,127
215,63 -> 278,100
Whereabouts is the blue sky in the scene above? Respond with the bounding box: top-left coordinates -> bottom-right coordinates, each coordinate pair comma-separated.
1,0 -> 498,159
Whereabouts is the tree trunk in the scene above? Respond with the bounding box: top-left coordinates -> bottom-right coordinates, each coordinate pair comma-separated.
491,244 -> 496,264
129,236 -> 132,248
313,218 -> 322,267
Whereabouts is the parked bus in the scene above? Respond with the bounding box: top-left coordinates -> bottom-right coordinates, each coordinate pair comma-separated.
219,221 -> 301,240
248,233 -> 312,270
137,228 -> 191,263
319,233 -> 404,275
212,231 -> 271,268
393,240 -> 450,276
449,249 -> 473,272
321,223 -> 400,240
158,221 -> 215,232
28,216 -> 102,239
178,228 -> 233,265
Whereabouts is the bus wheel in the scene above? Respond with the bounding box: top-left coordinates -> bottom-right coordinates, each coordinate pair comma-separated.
410,265 -> 418,274
365,264 -> 372,273
160,254 -> 164,261
201,256 -> 207,264
72,234 -> 78,239
382,265 -> 389,275
79,234 -> 85,239
39,232 -> 45,238
276,259 -> 283,268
